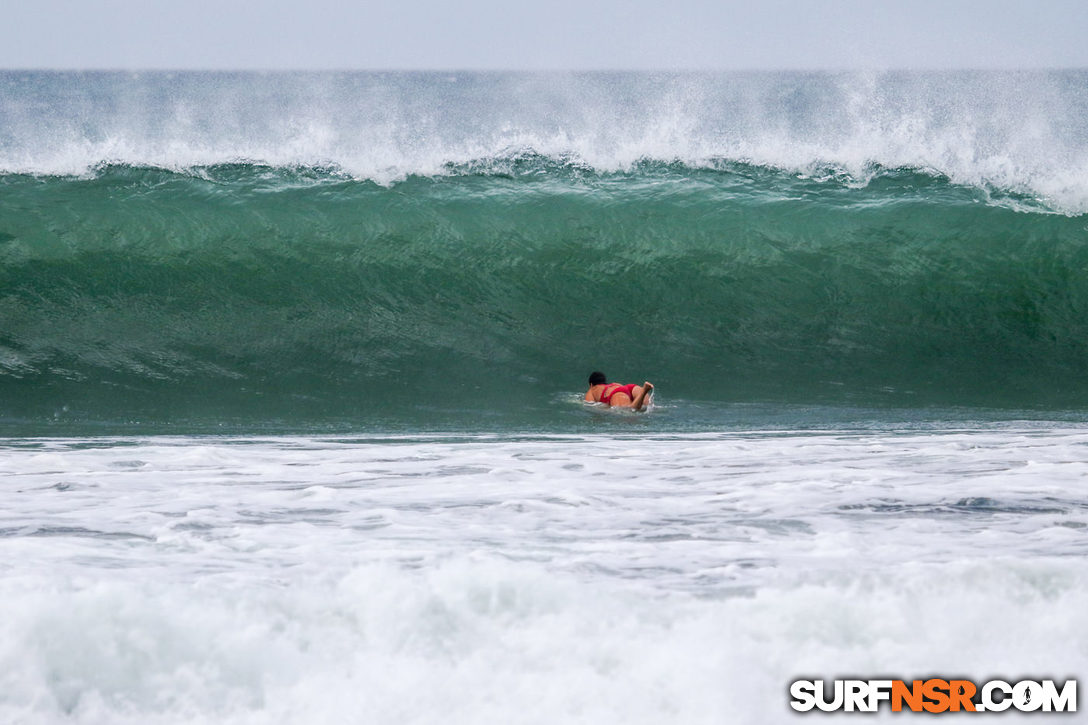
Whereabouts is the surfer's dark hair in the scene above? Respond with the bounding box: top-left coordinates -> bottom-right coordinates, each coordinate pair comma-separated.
588,371 -> 607,385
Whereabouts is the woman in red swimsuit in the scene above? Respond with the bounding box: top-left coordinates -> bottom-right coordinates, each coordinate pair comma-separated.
584,371 -> 654,411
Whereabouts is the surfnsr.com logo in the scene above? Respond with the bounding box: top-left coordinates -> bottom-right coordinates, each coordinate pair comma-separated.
789,679 -> 1077,713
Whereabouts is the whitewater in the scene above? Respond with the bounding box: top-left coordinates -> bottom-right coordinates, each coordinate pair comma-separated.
2,429 -> 1086,723
2,70 -> 1087,210
1,71 -> 1087,723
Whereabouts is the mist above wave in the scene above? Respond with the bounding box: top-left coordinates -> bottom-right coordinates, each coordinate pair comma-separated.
2,70 -> 1087,212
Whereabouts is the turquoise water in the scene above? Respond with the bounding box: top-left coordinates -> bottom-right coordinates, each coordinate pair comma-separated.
2,71 -> 1087,431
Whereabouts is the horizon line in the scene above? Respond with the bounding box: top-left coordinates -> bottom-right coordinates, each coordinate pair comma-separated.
2,65 -> 1087,74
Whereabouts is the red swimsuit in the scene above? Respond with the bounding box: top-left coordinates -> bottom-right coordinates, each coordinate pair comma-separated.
599,383 -> 637,404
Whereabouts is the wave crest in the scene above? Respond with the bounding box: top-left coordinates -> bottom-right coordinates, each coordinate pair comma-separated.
2,70 -> 1088,212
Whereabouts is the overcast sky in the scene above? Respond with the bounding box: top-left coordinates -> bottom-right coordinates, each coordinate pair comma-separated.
3,0 -> 1087,71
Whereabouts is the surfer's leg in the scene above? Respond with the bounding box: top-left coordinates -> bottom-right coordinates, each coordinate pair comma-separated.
631,382 -> 654,411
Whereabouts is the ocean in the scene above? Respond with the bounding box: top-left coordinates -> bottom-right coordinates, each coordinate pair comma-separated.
1,70 -> 1086,722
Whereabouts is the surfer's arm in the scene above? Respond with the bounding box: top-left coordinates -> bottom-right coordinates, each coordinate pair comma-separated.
631,382 -> 653,411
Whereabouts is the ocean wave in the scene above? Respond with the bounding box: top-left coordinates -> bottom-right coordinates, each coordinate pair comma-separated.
2,70 -> 1087,212
2,160 -> 1087,426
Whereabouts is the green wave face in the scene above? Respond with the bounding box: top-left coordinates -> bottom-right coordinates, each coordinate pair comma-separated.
2,161 -> 1087,429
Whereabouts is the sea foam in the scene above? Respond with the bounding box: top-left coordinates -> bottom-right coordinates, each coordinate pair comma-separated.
2,71 -> 1087,211
0,431 -> 1085,723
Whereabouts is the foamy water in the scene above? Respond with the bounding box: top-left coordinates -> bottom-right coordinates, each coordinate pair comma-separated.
3,71 -> 1088,211
1,429 -> 1085,723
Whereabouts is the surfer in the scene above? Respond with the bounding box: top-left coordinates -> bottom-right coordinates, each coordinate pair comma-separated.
584,371 -> 654,411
